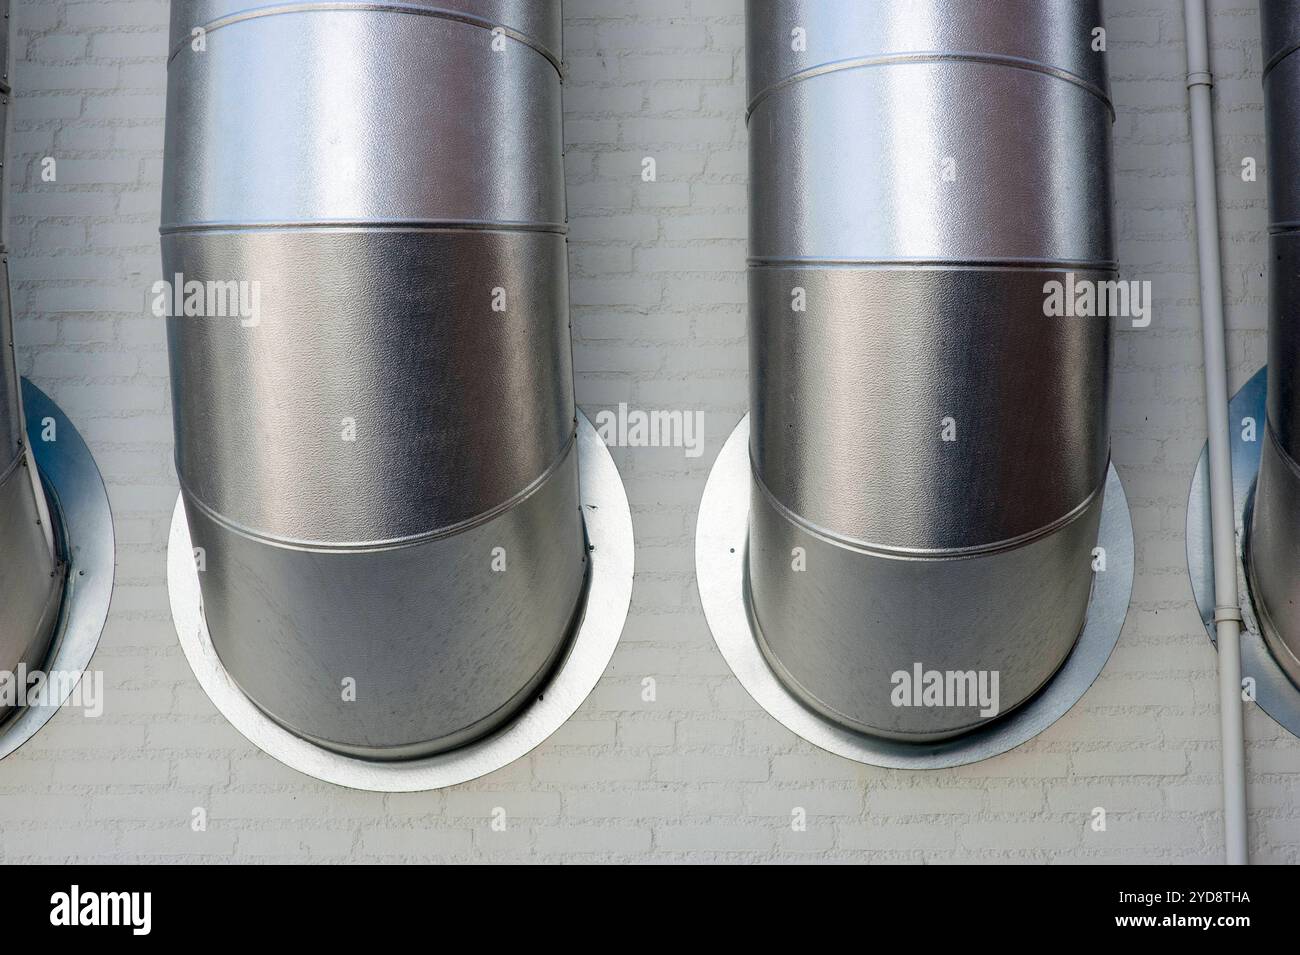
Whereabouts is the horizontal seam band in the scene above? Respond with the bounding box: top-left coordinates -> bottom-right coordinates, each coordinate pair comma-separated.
749,454 -> 1109,561
747,50 -> 1114,122
168,2 -> 564,77
159,218 -> 568,237
749,256 -> 1118,272
1264,40 -> 1300,79
177,427 -> 577,554
0,450 -> 26,487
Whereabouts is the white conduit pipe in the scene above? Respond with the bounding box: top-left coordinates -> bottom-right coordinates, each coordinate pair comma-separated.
1183,0 -> 1249,866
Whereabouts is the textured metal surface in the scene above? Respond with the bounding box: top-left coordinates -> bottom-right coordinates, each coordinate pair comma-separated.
1263,1 -> 1300,249
741,0 -> 1117,740
0,2 -> 9,92
1188,368 -> 1300,739
0,381 -> 114,760
1250,3 -> 1300,675
699,418 -> 1133,769
746,0 -> 1113,265
161,0 -> 587,758
0,0 -> 65,728
168,413 -> 633,792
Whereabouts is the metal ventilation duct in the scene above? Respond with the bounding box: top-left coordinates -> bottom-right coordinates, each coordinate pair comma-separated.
161,0 -> 588,759
1249,2 -> 1300,688
0,0 -> 65,721
743,0 -> 1116,740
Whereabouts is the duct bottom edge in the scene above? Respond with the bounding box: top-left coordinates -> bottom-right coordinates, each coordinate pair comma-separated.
698,415 -> 1133,769
0,380 -> 114,761
183,447 -> 589,762
745,481 -> 1105,742
1246,421 -> 1300,690
0,449 -> 65,724
167,411 -> 634,791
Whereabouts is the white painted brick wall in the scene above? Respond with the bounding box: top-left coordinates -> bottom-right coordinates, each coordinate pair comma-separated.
1,0 -> 1296,863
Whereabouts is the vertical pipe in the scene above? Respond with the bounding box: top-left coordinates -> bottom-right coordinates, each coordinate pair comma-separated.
1183,0 -> 1248,865
161,1 -> 587,758
744,0 -> 1114,740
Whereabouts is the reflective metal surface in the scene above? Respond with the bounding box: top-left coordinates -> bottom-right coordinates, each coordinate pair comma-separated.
746,0 -> 1114,265
699,418 -> 1133,769
736,0 -> 1119,740
169,413 -> 633,792
161,0 -> 590,758
1188,368 -> 1300,738
0,381 -> 114,760
1248,4 -> 1300,677
0,0 -> 66,726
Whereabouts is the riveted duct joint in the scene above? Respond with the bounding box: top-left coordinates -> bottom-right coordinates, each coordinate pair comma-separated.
698,0 -> 1133,767
162,0 -> 632,789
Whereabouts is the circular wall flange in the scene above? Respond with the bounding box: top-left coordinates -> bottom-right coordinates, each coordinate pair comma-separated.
696,415 -> 1134,770
1186,366 -> 1300,737
0,380 -> 114,760
167,410 -> 633,792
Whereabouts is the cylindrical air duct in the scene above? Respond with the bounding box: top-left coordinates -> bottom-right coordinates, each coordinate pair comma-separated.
1249,2 -> 1300,686
745,0 -> 1115,740
0,0 -> 65,719
161,1 -> 587,759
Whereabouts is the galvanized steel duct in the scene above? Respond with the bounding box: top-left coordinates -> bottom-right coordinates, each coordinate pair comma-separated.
1250,1 -> 1300,692
744,0 -> 1115,740
161,0 -> 587,759
0,0 -> 66,721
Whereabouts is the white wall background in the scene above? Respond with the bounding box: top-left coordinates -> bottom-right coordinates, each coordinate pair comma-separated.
0,0 -> 1295,863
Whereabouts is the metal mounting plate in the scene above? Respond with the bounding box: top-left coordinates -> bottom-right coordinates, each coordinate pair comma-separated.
167,410 -> 633,792
1186,366 -> 1300,738
0,380 -> 114,760
696,415 -> 1134,770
